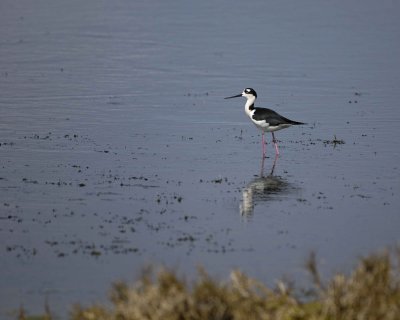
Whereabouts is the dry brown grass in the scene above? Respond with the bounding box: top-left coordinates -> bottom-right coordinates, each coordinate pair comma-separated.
19,248 -> 400,320
321,249 -> 400,319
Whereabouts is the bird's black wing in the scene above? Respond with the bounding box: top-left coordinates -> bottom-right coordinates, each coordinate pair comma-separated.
252,108 -> 304,125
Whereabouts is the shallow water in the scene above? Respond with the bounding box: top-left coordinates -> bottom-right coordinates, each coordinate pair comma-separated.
1,0 -> 400,317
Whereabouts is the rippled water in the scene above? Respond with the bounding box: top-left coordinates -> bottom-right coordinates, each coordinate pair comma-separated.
1,0 -> 400,317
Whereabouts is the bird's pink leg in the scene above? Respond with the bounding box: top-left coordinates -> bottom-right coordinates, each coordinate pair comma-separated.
262,132 -> 266,158
272,132 -> 280,156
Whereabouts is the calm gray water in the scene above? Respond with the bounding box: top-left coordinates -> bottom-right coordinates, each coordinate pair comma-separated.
1,0 -> 400,317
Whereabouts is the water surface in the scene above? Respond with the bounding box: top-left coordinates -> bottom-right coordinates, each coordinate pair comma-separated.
1,0 -> 400,317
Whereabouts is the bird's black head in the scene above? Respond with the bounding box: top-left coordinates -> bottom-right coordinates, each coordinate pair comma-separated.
243,88 -> 257,98
224,87 -> 257,100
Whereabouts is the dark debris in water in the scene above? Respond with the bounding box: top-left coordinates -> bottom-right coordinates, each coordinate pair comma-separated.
184,92 -> 210,97
323,135 -> 345,146
44,238 -> 140,258
0,141 -> 15,147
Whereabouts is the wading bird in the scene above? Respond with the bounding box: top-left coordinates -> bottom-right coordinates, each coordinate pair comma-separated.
225,88 -> 305,157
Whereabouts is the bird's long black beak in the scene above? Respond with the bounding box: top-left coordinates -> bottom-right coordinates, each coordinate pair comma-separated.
224,93 -> 242,99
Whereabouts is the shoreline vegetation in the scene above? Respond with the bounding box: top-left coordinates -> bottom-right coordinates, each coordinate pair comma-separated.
18,247 -> 400,320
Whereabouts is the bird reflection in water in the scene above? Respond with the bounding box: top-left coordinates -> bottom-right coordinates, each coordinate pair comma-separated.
240,156 -> 291,218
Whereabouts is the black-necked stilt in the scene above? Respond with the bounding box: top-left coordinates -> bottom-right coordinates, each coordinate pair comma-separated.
225,88 -> 305,157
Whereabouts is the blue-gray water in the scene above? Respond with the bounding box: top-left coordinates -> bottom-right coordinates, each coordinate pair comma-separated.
1,0 -> 400,317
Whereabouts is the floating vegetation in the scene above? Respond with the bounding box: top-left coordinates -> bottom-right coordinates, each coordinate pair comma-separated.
323,135 -> 345,146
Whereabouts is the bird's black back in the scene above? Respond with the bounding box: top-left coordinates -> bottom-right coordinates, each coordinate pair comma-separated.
252,107 -> 304,126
